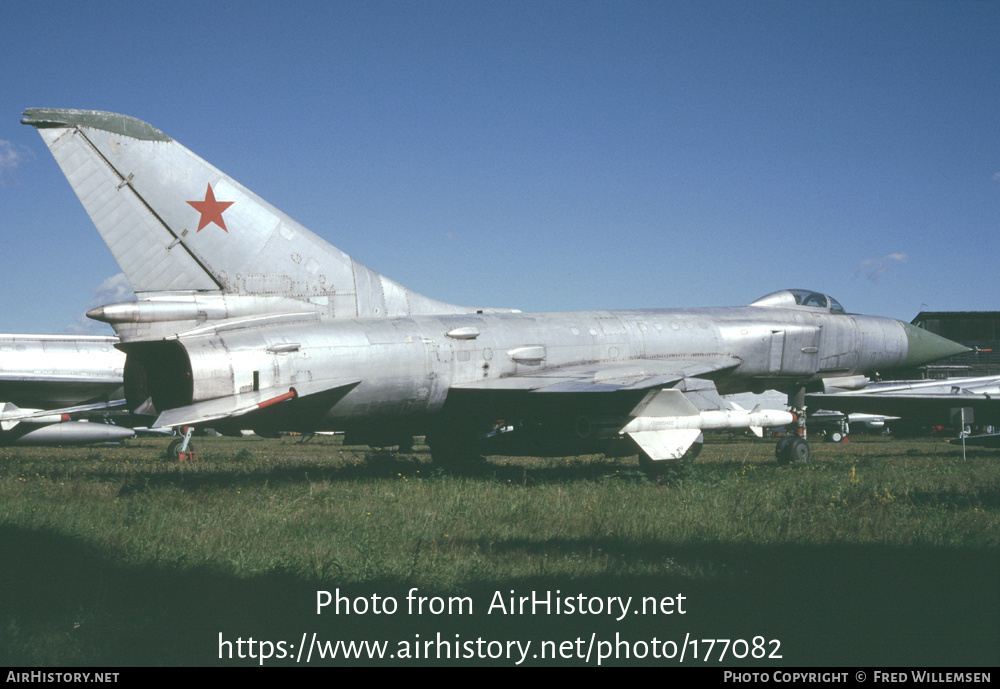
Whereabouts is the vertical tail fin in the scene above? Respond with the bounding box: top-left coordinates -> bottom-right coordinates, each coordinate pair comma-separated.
23,108 -> 481,332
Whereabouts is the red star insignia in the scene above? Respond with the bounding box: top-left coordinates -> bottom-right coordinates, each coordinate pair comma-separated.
187,183 -> 234,232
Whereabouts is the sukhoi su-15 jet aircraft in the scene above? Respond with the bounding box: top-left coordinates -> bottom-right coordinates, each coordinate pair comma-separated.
21,108 -> 968,475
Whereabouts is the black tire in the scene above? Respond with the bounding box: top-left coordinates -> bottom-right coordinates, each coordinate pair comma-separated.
775,436 -> 794,465
165,437 -> 193,460
777,436 -> 810,464
792,437 -> 810,462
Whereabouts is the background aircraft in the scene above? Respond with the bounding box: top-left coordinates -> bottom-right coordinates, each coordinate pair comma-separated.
21,108 -> 968,473
808,375 -> 1000,445
0,333 -> 134,445
725,389 -> 896,443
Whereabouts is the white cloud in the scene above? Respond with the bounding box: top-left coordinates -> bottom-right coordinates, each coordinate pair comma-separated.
87,273 -> 136,308
0,140 -> 34,184
855,253 -> 908,283
63,273 -> 136,334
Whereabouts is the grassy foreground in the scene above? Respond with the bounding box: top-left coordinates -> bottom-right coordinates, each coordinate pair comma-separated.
0,434 -> 996,666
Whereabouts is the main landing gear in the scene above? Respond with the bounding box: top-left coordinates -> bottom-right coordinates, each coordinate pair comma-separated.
776,385 -> 810,465
774,435 -> 810,465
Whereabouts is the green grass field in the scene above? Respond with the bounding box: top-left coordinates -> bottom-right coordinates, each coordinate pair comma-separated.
1,434 -> 996,666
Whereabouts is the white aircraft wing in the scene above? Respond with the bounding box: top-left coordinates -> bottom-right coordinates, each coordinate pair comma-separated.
807,392 -> 1000,420
0,400 -> 127,434
0,399 -> 127,423
448,356 -> 755,460
153,378 -> 361,428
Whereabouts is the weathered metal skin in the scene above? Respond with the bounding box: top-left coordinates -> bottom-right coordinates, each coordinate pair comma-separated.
0,334 -> 124,408
22,108 -> 968,463
2,420 -> 135,446
121,302 -> 925,440
0,334 -> 130,445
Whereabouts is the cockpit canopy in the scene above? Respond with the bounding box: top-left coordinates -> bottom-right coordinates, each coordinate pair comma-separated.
750,289 -> 845,314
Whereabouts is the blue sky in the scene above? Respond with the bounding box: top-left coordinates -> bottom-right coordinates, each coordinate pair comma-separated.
1,1 -> 998,334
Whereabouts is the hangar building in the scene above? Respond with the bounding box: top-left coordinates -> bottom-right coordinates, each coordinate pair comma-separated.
907,311 -> 1000,379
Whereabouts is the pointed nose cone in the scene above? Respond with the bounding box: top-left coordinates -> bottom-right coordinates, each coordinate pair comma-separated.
899,321 -> 970,367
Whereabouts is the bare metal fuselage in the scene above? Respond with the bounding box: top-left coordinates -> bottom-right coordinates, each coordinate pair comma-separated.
21,108 -> 967,462
0,334 -> 124,408
0,334 -> 132,445
135,304 -> 906,443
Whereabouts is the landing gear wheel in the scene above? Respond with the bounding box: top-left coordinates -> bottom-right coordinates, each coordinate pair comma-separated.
827,430 -> 844,443
165,437 -> 195,460
775,436 -> 793,463
776,436 -> 810,465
